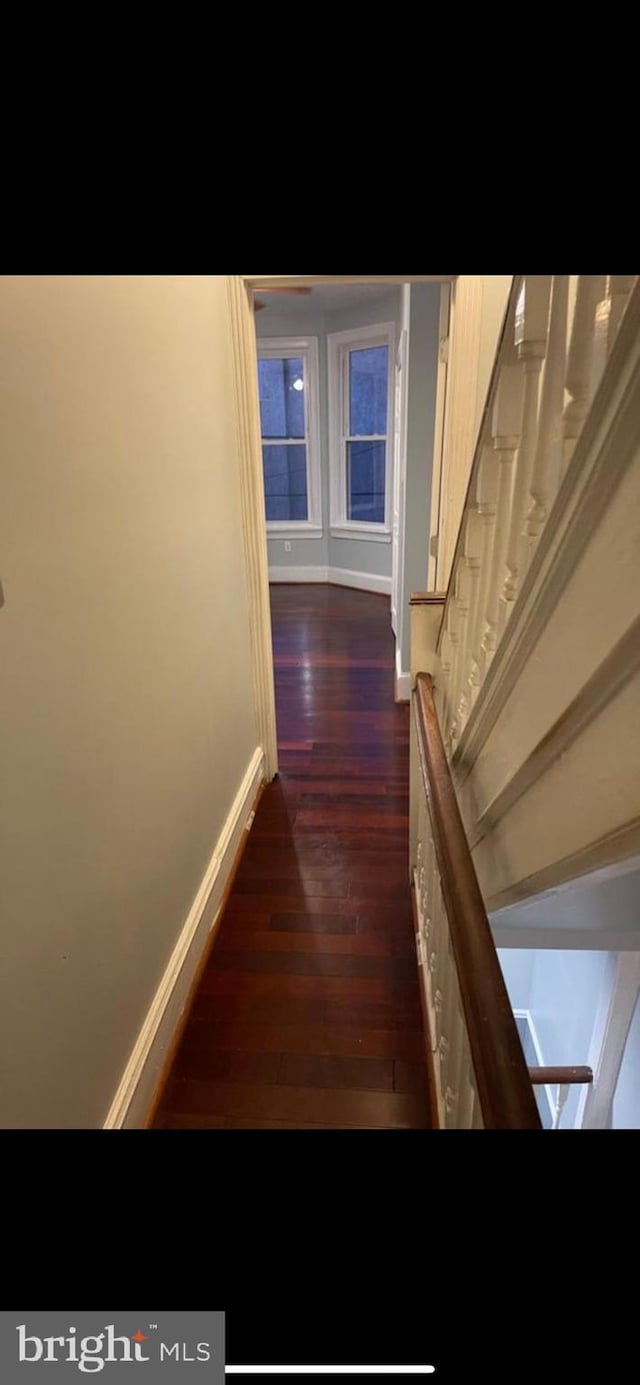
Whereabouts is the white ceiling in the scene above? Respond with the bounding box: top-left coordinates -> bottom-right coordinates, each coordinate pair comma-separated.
256,282 -> 400,317
491,853 -> 640,947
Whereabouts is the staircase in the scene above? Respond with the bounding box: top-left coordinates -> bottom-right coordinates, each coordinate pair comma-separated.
409,275 -> 639,1128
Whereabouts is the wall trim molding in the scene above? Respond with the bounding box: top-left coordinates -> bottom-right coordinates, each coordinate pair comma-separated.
243,275 -> 456,288
472,612 -> 640,842
581,953 -> 640,1129
485,813 -> 640,915
267,525 -> 324,541
330,525 -> 392,544
330,567 -> 391,596
395,646 -> 411,702
269,566 -> 392,596
269,565 -> 329,584
226,277 -> 279,780
103,746 -> 265,1130
453,277 -> 640,784
494,923 -> 640,951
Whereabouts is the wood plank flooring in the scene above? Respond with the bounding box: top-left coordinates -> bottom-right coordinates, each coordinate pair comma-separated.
154,584 -> 430,1129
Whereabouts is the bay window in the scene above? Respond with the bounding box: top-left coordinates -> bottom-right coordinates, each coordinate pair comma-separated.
257,337 -> 322,538
328,321 -> 395,541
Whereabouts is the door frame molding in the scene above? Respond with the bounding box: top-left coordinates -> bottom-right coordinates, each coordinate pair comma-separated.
580,953 -> 640,1129
227,276 -> 279,780
427,282 -> 452,590
243,275 -> 454,288
230,274 -> 456,780
391,308 -> 409,641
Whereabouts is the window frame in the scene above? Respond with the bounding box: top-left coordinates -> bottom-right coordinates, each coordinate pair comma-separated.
257,335 -> 322,539
328,320 -> 396,542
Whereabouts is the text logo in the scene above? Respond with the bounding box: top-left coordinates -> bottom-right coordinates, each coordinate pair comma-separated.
2,1313 -> 224,1383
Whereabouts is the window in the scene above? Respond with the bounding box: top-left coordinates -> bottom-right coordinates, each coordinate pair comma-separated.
257,337 -> 322,538
328,321 -> 395,541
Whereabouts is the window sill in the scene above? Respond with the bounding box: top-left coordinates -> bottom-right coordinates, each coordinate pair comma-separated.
266,523 -> 324,541
330,524 -> 392,544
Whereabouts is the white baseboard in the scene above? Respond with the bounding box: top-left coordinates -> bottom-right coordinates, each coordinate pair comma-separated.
395,646 -> 412,702
269,565 -> 329,584
103,745 -> 265,1129
269,565 -> 391,596
330,567 -> 391,595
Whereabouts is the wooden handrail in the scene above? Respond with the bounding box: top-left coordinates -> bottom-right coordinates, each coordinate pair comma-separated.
410,591 -> 448,606
529,1066 -> 593,1086
414,672 -> 541,1129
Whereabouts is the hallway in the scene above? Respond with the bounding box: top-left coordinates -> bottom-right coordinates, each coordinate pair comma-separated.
154,585 -> 430,1128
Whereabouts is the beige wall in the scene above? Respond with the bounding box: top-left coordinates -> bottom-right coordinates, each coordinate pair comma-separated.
0,275 -> 258,1127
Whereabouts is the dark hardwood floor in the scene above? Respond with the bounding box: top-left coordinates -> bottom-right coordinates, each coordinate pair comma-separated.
154,584 -> 430,1129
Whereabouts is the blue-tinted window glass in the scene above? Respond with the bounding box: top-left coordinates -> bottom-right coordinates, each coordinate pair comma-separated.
349,346 -> 388,435
262,444 -> 308,522
347,441 -> 386,523
258,357 -> 305,439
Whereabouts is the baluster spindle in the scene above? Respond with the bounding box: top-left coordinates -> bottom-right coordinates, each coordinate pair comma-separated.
500,276 -> 551,634
590,280 -> 612,401
554,1083 -> 571,1130
419,828 -> 438,1054
454,503 -> 482,741
561,275 -> 607,475
608,275 -> 636,352
443,994 -> 465,1129
416,840 -> 425,926
430,875 -> 447,1059
445,606 -> 461,753
438,935 -> 457,1099
468,446 -> 499,705
424,839 -> 439,1051
439,620 -> 454,729
481,359 -> 523,668
457,1077 -> 475,1128
448,562 -> 472,752
421,830 -> 434,952
524,275 -> 570,569
421,825 -> 434,1052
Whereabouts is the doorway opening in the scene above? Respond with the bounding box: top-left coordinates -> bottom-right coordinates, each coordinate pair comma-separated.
242,275 -> 451,768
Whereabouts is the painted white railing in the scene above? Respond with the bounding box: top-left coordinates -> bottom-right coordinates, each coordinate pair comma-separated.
411,675 -> 541,1129
413,725 -> 482,1128
437,275 -> 637,755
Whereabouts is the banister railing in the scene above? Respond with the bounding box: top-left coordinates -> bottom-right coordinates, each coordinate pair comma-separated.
529,1066 -> 593,1131
437,274 -> 638,757
528,1066 -> 593,1086
412,673 -> 541,1128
